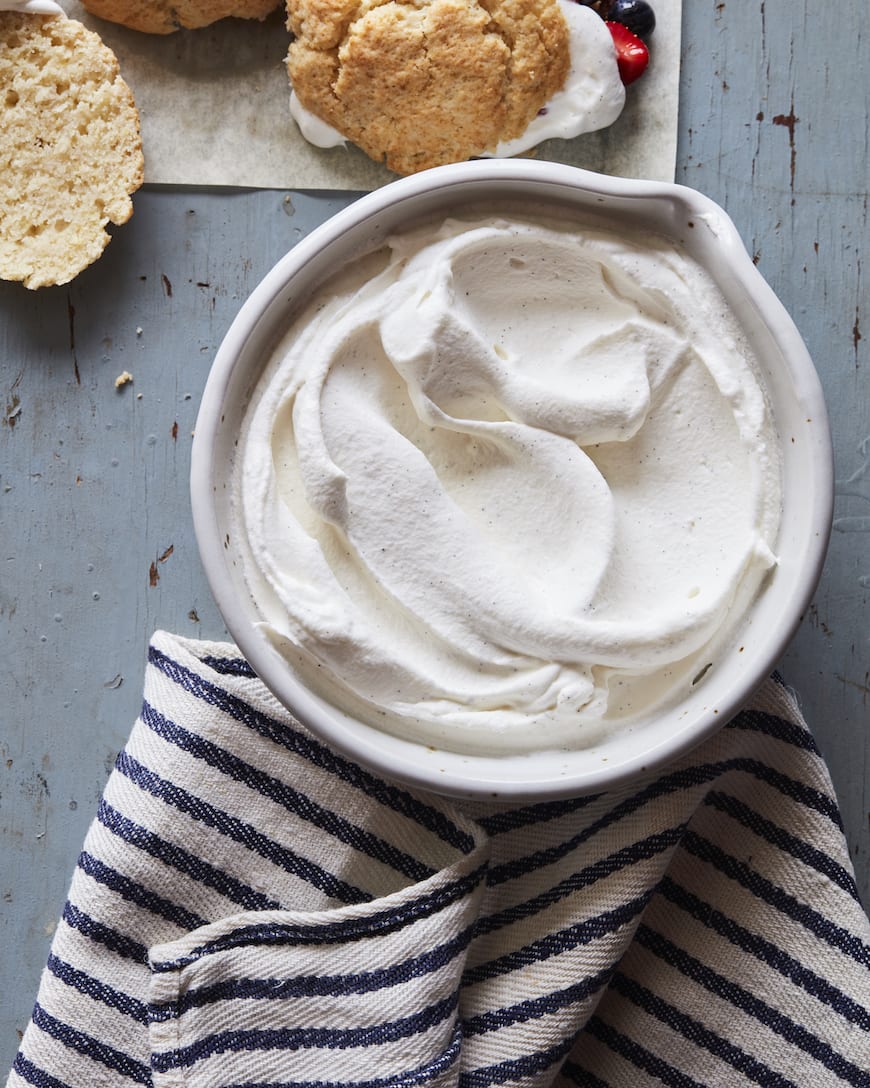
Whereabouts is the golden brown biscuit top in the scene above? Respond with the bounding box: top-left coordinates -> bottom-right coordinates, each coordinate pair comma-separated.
286,0 -> 570,174
80,0 -> 280,34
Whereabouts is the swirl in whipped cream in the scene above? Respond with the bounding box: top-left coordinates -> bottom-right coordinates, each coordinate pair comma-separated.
235,215 -> 781,753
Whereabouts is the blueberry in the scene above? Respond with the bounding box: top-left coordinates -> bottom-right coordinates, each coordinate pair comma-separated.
603,0 -> 656,40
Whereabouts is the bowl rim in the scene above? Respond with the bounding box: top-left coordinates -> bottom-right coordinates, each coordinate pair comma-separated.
191,160 -> 834,800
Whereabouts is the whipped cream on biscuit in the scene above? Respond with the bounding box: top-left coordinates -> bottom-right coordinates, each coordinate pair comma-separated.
0,1 -> 63,11
289,2 -> 624,164
234,215 -> 781,754
491,3 -> 625,156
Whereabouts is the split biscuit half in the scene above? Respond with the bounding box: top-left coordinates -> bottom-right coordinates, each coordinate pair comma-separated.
0,11 -> 144,289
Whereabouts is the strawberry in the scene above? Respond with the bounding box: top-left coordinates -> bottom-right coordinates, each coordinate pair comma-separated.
606,21 -> 650,85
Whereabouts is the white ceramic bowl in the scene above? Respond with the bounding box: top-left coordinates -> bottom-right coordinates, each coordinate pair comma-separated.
191,160 -> 833,800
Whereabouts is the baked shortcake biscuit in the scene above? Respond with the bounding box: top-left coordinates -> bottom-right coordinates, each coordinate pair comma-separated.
286,0 -> 571,175
79,0 -> 280,34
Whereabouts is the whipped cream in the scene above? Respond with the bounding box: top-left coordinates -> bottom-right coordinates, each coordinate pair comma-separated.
289,90 -> 347,150
235,215 -> 781,754
289,2 -> 625,160
491,3 -> 624,157
0,0 -> 63,10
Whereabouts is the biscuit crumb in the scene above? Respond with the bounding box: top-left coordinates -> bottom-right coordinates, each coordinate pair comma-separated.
115,370 -> 134,388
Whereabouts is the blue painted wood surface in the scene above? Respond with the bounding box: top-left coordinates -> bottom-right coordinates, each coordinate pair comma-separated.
1,0 -> 867,1073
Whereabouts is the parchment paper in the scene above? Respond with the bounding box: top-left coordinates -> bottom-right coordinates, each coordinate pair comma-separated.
61,0 -> 681,190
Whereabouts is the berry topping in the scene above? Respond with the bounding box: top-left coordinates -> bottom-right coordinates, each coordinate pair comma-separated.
606,21 -> 650,85
604,0 -> 656,40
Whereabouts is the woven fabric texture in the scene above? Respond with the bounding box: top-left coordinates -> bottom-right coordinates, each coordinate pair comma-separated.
7,630 -> 869,1088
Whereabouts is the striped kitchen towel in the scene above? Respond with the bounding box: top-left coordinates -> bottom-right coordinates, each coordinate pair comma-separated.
7,630 -> 869,1088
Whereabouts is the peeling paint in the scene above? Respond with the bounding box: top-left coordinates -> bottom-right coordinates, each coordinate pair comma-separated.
67,294 -> 80,385
772,105 -> 799,194
5,395 -> 21,429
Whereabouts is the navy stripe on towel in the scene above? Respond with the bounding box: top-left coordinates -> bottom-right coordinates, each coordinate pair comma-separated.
114,749 -> 373,904
657,877 -> 870,1030
139,700 -> 437,885
45,954 -> 149,1025
463,965 -> 613,1037
97,798 -> 284,912
148,644 -> 477,854
635,925 -> 869,1085
487,755 -> 842,891
609,973 -> 800,1088
77,849 -> 207,931
150,862 -> 488,971
218,1022 -> 463,1088
31,1003 -> 150,1085
151,992 -> 459,1074
681,831 -> 870,968
200,655 -> 258,677
61,902 -> 148,964
152,921 -> 476,1019
12,1054 -> 76,1088
465,891 -> 652,987
583,1017 -> 708,1088
726,707 -> 822,754
703,790 -> 860,900
458,1034 -> 577,1088
476,794 -> 603,836
476,825 -> 684,941
559,1057 -> 611,1088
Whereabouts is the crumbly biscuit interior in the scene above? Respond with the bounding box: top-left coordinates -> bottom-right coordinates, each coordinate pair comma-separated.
0,13 -> 144,289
